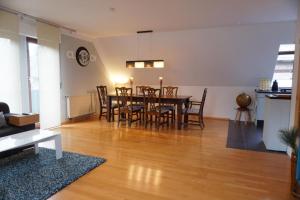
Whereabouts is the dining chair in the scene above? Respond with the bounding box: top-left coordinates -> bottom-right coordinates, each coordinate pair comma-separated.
183,88 -> 207,129
136,86 -> 151,95
143,88 -> 169,130
162,86 -> 178,123
115,87 -> 143,127
135,86 -> 151,121
96,85 -> 118,120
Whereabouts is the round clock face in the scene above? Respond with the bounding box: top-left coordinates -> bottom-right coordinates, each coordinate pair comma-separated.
76,47 -> 90,67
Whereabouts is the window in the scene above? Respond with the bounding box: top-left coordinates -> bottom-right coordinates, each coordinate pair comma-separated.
0,37 -> 22,112
272,44 -> 295,88
26,37 -> 40,113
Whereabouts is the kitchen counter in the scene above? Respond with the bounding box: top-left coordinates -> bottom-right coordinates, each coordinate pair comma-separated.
262,97 -> 290,152
254,89 -> 292,126
265,94 -> 291,100
255,89 -> 291,94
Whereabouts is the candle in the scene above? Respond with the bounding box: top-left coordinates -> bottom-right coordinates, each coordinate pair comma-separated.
159,77 -> 163,90
129,77 -> 134,89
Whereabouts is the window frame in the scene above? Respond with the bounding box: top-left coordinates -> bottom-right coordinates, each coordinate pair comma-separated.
272,44 -> 295,89
26,37 -> 38,112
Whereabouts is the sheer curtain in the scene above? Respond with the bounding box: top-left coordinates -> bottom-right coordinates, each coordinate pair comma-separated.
0,11 -> 22,113
37,22 -> 61,129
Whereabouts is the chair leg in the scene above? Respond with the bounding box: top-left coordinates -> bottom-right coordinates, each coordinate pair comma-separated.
166,114 -> 169,127
112,108 -> 115,121
99,108 -> 102,119
117,111 -> 121,127
145,115 -> 148,128
200,113 -> 205,128
156,116 -> 160,130
199,116 -> 204,129
128,113 -> 132,128
198,116 -> 201,128
183,114 -> 188,128
200,123 -> 204,129
172,110 -> 176,123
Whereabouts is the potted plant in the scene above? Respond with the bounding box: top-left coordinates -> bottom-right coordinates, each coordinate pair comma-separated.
279,127 -> 299,196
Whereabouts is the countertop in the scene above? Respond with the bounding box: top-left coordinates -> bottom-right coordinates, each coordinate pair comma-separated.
265,94 -> 291,100
255,89 -> 292,94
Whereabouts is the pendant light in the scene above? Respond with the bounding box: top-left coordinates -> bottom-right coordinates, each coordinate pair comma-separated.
126,30 -> 164,69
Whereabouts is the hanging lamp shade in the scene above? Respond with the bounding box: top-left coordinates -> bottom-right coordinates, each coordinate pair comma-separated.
126,60 -> 164,69
153,60 -> 164,68
134,61 -> 145,68
126,30 -> 164,69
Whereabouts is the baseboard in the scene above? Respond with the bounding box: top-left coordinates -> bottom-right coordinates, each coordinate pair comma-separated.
61,113 -> 97,125
61,114 -> 229,125
186,115 -> 229,121
203,116 -> 230,121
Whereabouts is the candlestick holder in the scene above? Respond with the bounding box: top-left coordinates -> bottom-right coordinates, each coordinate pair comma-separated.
159,77 -> 163,91
129,77 -> 134,89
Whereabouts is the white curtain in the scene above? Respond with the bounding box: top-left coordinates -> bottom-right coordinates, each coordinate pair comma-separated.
37,22 -> 61,129
0,11 -> 22,113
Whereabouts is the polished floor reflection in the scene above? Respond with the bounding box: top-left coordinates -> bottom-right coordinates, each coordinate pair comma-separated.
49,119 -> 292,200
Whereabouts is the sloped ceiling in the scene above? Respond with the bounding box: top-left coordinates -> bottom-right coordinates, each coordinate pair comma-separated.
0,0 -> 298,37
95,22 -> 296,86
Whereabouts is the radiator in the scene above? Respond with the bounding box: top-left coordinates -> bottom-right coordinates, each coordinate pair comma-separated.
66,95 -> 96,119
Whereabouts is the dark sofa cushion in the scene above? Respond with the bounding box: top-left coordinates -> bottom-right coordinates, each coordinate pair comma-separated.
0,126 -> 23,137
0,112 -> 6,128
0,102 -> 10,114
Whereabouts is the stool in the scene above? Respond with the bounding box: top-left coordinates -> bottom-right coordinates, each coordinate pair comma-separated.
235,107 -> 251,123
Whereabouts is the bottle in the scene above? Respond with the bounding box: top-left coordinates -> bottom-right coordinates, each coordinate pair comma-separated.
271,80 -> 278,92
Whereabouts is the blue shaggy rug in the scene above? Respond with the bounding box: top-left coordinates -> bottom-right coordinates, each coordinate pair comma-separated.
0,148 -> 105,200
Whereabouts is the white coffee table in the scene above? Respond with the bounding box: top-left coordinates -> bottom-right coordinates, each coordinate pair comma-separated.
0,129 -> 62,159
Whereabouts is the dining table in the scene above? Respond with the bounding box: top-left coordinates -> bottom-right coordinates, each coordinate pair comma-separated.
106,93 -> 192,130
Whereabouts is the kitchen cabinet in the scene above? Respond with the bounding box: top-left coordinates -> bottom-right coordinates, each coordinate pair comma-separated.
262,94 -> 291,151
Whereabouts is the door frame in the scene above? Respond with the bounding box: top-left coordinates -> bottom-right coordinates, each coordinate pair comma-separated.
26,37 -> 38,113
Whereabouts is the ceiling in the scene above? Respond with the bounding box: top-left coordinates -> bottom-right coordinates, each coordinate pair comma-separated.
0,0 -> 298,38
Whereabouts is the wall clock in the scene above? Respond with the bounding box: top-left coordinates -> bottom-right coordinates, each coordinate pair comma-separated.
76,46 -> 90,67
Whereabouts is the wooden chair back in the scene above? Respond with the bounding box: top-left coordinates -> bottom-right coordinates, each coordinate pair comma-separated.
189,88 -> 207,115
200,88 -> 207,114
96,86 -> 108,107
136,86 -> 151,95
163,86 -> 178,96
143,88 -> 162,114
115,87 -> 133,111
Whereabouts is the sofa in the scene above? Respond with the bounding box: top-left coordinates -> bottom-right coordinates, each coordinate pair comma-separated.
0,102 -> 35,157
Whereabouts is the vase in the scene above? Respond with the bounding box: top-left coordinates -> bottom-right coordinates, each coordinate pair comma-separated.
271,80 -> 278,92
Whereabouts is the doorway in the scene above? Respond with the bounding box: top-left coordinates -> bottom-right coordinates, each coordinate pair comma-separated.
26,37 -> 39,113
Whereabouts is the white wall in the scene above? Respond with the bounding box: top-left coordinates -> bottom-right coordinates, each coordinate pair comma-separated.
93,22 -> 296,120
60,34 -> 107,122
19,36 -> 30,113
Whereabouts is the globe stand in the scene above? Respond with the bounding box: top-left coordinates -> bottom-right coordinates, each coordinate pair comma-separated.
235,107 -> 252,124
235,93 -> 252,123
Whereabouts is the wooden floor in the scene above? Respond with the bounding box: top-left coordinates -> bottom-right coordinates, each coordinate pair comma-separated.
48,118 -> 294,200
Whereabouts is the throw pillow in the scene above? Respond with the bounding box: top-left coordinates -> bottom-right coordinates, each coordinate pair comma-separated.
0,112 -> 7,128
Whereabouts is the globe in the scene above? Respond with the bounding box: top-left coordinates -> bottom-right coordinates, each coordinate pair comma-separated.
236,93 -> 251,108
